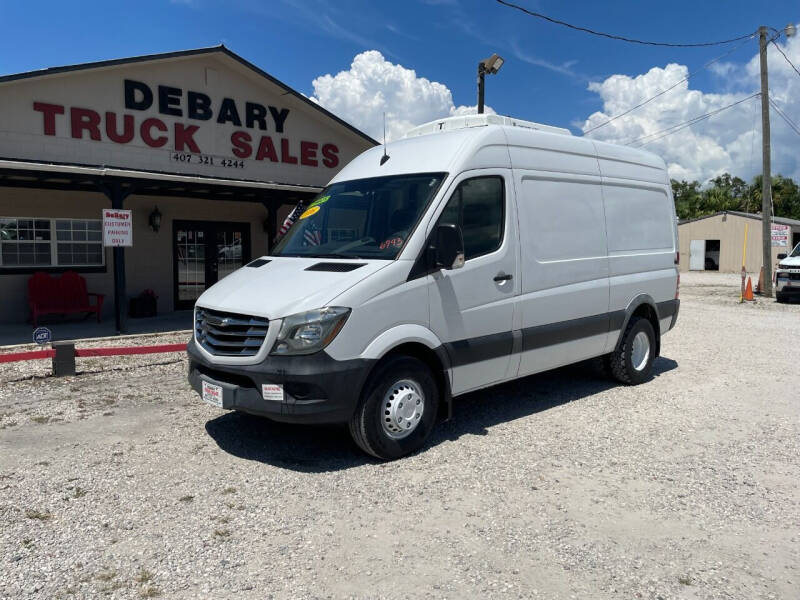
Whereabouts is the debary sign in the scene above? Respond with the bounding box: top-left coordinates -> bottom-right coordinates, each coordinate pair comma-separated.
32,79 -> 340,170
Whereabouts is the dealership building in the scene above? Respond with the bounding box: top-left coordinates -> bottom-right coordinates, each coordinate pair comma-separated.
678,210 -> 800,272
0,46 -> 376,330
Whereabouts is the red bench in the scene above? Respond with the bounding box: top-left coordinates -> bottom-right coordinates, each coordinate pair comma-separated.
28,271 -> 105,327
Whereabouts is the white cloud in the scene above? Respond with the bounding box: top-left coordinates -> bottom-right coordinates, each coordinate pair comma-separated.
581,32 -> 800,183
310,50 -> 494,142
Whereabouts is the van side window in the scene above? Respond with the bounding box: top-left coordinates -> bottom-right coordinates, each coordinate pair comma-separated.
438,176 -> 504,260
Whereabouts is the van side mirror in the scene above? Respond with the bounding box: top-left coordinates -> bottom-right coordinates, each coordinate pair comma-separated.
434,224 -> 465,270
778,253 -> 787,260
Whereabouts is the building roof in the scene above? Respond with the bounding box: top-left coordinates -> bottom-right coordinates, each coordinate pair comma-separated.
0,45 -> 378,147
678,210 -> 800,227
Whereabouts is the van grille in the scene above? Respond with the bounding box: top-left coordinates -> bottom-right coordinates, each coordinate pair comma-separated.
195,307 -> 269,357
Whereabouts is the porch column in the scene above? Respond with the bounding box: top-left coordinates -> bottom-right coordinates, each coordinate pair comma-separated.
97,180 -> 135,334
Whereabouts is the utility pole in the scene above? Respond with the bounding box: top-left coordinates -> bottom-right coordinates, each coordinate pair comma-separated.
759,26 -> 773,296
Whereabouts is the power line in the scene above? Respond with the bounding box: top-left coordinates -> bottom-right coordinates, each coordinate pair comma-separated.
584,35 -> 756,134
769,97 -> 800,137
627,93 -> 759,146
495,0 -> 757,47
770,39 -> 800,79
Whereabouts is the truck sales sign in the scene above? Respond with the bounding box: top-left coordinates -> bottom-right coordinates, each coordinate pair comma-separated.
0,50 -> 370,188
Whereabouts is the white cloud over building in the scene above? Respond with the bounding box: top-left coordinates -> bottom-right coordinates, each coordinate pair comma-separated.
310,50 -> 493,142
581,33 -> 800,183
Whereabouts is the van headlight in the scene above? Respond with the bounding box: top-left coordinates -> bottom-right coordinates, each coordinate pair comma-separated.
270,307 -> 350,355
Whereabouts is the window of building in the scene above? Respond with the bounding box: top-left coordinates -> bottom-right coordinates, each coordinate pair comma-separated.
0,217 -> 105,269
437,176 -> 504,260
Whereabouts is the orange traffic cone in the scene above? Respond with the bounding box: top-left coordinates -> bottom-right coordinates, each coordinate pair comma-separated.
744,276 -> 754,301
755,267 -> 764,294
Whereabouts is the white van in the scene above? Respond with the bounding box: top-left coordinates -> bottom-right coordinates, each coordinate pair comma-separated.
188,114 -> 680,460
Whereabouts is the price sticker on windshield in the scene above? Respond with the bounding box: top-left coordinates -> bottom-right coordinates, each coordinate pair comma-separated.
299,205 -> 321,220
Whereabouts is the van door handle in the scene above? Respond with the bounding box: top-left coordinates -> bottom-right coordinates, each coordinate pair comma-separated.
493,273 -> 513,282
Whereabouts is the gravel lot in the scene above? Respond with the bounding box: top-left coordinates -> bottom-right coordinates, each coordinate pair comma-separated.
1,272 -> 798,599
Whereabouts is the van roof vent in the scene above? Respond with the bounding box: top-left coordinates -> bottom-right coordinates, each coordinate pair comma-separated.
404,114 -> 571,139
305,262 -> 366,272
246,258 -> 271,268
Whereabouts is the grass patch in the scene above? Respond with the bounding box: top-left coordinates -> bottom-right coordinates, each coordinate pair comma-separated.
31,416 -> 50,424
139,584 -> 161,598
21,538 -> 34,548
71,486 -> 87,499
221,487 -> 237,495
178,495 -> 194,503
95,568 -> 117,582
212,515 -> 230,524
678,575 -> 693,586
25,509 -> 52,521
213,528 -> 231,539
135,569 -> 154,583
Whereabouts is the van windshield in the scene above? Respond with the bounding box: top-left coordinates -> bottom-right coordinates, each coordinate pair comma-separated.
790,242 -> 800,258
272,173 -> 446,259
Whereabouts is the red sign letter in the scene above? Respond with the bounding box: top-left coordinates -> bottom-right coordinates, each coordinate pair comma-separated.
33,102 -> 64,136
322,143 -> 339,168
300,141 -> 318,167
105,112 -> 134,143
175,123 -> 200,152
231,131 -> 252,158
255,136 -> 278,162
280,138 -> 298,164
70,107 -> 101,141
141,118 -> 168,148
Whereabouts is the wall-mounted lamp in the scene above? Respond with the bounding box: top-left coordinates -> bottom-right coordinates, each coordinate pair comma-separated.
148,206 -> 162,232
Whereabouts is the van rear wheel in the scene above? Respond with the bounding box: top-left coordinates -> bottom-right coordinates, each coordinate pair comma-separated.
606,316 -> 656,385
348,356 -> 438,460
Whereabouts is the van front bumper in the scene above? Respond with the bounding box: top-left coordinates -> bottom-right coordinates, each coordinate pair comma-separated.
187,340 -> 375,424
776,273 -> 800,295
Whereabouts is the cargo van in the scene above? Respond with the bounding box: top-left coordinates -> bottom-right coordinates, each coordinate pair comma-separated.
187,114 -> 680,460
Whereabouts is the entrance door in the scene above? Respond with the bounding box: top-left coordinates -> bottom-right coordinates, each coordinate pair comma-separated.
689,239 -> 706,270
173,220 -> 251,310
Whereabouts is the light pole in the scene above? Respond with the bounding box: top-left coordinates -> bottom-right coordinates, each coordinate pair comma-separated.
477,53 -> 504,114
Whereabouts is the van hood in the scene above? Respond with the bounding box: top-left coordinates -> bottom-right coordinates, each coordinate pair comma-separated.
195,256 -> 392,319
779,255 -> 800,268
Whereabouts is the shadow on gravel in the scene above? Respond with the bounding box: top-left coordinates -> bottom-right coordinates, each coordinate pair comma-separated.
205,356 -> 678,473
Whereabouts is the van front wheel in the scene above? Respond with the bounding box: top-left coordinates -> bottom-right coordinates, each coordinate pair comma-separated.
606,316 -> 656,385
348,356 -> 438,460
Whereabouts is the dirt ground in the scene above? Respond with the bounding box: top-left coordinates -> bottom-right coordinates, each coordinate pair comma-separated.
0,272 -> 798,599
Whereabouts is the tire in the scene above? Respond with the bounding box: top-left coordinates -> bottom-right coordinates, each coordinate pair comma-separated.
606,316 -> 656,385
348,355 -> 438,460
776,292 -> 787,304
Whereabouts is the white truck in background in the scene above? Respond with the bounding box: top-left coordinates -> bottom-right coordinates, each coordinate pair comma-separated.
776,241 -> 800,302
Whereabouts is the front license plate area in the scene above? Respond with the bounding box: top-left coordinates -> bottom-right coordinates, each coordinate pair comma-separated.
202,380 -> 223,408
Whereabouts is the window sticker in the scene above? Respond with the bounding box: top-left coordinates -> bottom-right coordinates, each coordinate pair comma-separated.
309,195 -> 330,209
299,205 -> 321,220
379,237 -> 405,250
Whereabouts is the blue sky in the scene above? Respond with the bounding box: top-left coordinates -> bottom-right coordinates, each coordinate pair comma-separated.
2,0 -> 799,182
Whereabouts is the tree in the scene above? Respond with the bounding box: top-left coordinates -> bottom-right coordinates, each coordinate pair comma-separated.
672,173 -> 800,221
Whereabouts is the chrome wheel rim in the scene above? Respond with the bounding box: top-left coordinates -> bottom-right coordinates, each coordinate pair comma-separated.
631,331 -> 651,371
381,379 -> 424,440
